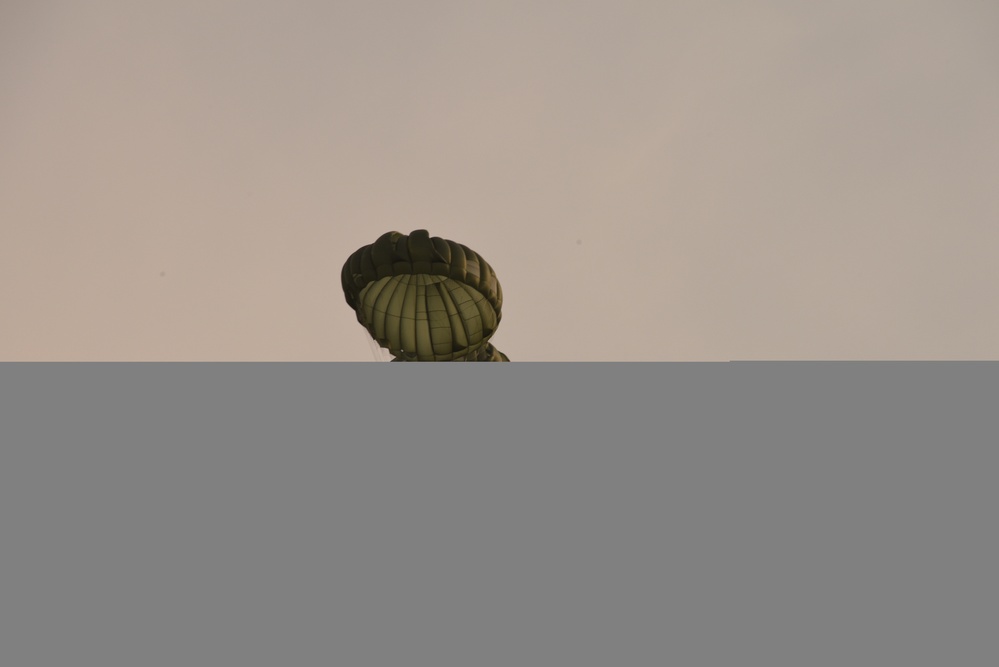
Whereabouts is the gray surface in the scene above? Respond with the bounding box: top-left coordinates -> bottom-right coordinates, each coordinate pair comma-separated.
1,363 -> 996,665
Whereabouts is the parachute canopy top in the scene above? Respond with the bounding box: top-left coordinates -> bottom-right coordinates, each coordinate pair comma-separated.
342,230 -> 508,361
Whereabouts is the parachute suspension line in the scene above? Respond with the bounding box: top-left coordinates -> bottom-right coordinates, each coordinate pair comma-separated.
363,329 -> 391,361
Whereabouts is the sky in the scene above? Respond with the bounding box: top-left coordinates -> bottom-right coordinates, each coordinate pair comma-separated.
2,0 -> 997,361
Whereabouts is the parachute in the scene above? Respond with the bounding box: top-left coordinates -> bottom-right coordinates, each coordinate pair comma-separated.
342,230 -> 509,361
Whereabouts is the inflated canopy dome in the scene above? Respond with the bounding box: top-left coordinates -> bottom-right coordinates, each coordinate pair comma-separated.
342,230 -> 508,361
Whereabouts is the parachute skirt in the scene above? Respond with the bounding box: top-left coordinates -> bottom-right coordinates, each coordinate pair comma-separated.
343,230 -> 509,361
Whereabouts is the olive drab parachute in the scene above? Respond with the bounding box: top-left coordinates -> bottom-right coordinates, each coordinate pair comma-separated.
342,230 -> 509,361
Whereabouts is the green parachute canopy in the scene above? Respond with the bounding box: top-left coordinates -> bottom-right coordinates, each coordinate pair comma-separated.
342,230 -> 509,361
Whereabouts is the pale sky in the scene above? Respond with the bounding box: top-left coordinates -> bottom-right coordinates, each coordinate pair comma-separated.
2,0 -> 997,361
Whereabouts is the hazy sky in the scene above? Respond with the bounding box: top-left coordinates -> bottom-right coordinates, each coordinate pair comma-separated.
3,0 -> 997,360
